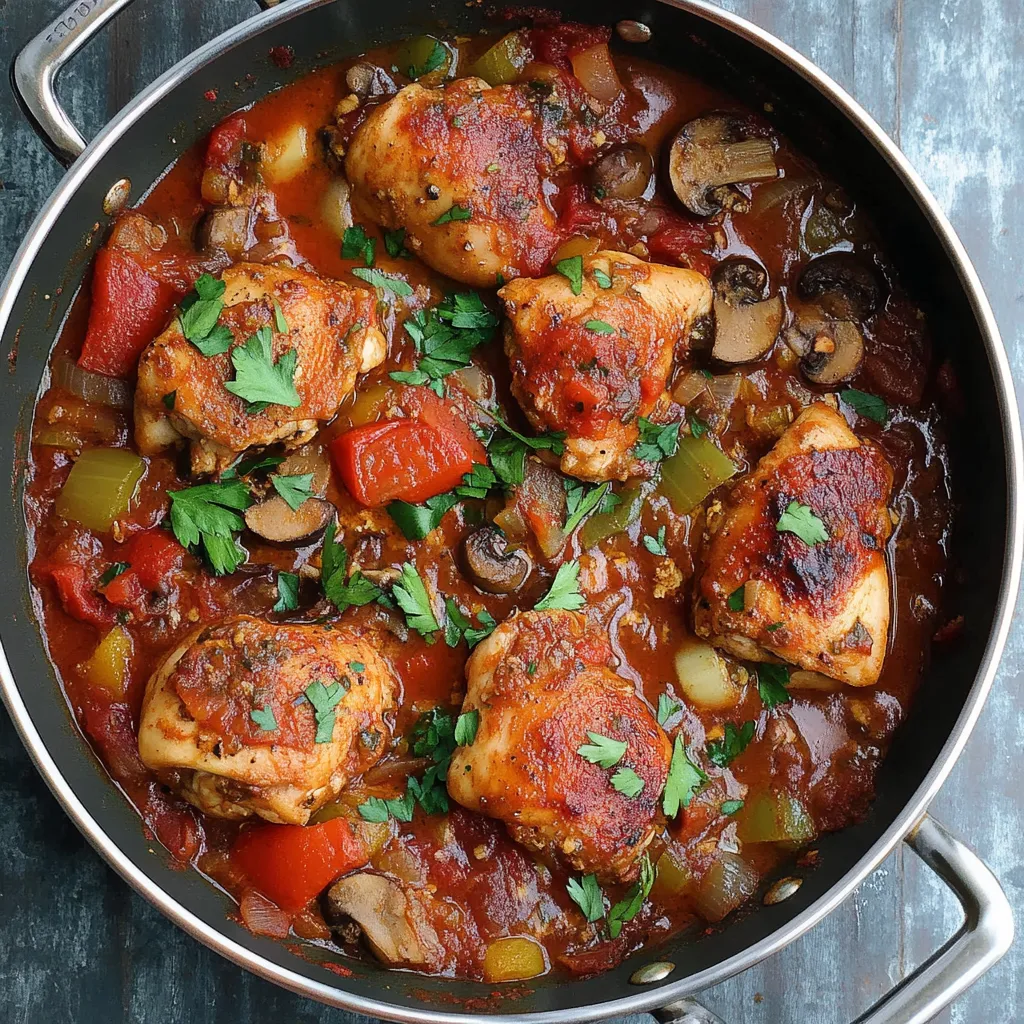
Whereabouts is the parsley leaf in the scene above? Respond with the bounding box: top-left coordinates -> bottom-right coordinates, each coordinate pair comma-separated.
273,300 -> 288,334
250,705 -> 278,731
388,492 -> 460,541
407,706 -> 459,814
408,39 -> 447,79
478,404 -> 567,459
463,608 -> 497,648
393,563 -> 441,637
563,480 -> 613,535
841,388 -> 889,425
656,694 -> 681,726
433,203 -> 472,225
592,268 -> 613,289
358,789 -> 416,823
642,525 -> 667,556
757,663 -> 791,709
167,479 -> 252,575
351,266 -> 413,297
689,413 -> 709,439
384,227 -> 412,259
585,319 -> 616,335
99,562 -> 130,587
662,735 -> 707,818
455,463 -> 498,500
224,326 -> 301,412
341,224 -> 376,266
727,585 -> 746,612
555,255 -> 584,295
273,571 -> 299,612
577,732 -> 627,769
443,598 -> 496,650
634,418 -> 681,463
611,766 -> 645,798
320,523 -> 382,611
305,679 -> 346,743
179,274 -> 232,355
162,391 -> 176,410
270,472 -> 314,512
534,559 -> 584,612
566,873 -> 605,923
776,500 -> 829,546
232,453 -> 285,477
721,799 -> 744,816
608,854 -> 654,938
454,709 -> 479,746
706,720 -> 756,767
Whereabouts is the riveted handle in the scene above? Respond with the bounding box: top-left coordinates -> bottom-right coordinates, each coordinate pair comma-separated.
655,815 -> 1013,1024
11,0 -> 138,165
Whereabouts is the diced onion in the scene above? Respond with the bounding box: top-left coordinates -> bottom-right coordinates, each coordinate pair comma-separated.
83,625 -> 133,697
675,641 -> 740,710
482,936 -> 547,983
239,889 -> 291,938
672,371 -> 711,406
693,852 -> 759,923
262,124 -> 312,184
320,177 -> 354,239
650,845 -> 692,901
708,373 -> 742,411
551,235 -> 601,265
55,447 -> 145,532
570,43 -> 623,103
788,670 -> 842,692
658,436 -> 737,514
53,355 -> 132,410
750,176 -> 813,217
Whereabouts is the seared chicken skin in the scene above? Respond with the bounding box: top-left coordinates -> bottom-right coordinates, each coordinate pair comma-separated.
138,616 -> 396,824
448,610 -> 672,884
500,251 -> 712,481
346,77 -> 576,286
694,403 -> 893,686
135,262 -> 386,475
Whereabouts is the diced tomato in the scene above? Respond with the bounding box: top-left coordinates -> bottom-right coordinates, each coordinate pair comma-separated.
205,112 -> 248,173
232,817 -> 369,912
559,182 -> 607,236
79,247 -> 179,377
102,568 -> 146,611
646,216 -> 713,277
48,564 -> 115,629
103,529 -> 185,612
527,20 -> 611,71
331,414 -> 486,507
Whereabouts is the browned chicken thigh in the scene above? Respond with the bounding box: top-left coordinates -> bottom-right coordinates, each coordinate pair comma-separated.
135,262 -> 386,475
448,610 -> 672,884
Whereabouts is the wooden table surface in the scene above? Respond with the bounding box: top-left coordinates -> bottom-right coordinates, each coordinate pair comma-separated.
1,1 -> 1021,1021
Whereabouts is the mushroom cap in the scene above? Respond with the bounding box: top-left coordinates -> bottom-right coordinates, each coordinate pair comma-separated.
710,258 -> 784,364
784,318 -> 865,385
797,252 -> 884,321
460,526 -> 532,595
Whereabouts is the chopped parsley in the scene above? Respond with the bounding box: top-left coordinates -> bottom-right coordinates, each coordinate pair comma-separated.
305,679 -> 346,744
250,705 -> 278,732
272,300 -> 288,334
592,268 -> 613,289
351,266 -> 414,297
642,525 -> 667,556
634,418 -> 681,463
443,598 -> 497,649
611,766 -> 645,798
358,793 -> 414,823
576,732 -> 627,769
563,480 -> 615,534
179,273 -> 234,356
662,735 -> 707,818
320,523 -> 383,612
656,694 -> 681,727
407,39 -> 447,79
167,478 -> 252,575
432,203 -> 472,225
841,387 -> 889,425
727,585 -> 746,612
706,720 -> 756,767
224,326 -> 301,412
273,571 -> 299,612
162,391 -> 176,410
270,472 -> 314,512
454,709 -> 479,746
393,563 -> 441,637
584,318 -> 616,335
721,799 -> 744,816
689,413 -> 709,439
566,873 -> 605,923
533,559 -> 584,612
555,255 -> 584,295
776,501 -> 829,546
383,227 -> 412,259
388,492 -> 460,540
608,854 -> 655,938
99,562 -> 130,587
341,224 -> 376,266
477,407 -> 566,487
757,663 -> 791,709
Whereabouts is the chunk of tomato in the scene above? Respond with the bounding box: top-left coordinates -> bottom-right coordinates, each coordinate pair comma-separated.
48,563 -> 116,629
232,817 -> 369,912
331,415 -> 486,507
205,112 -> 248,173
79,247 -> 179,378
103,529 -> 186,610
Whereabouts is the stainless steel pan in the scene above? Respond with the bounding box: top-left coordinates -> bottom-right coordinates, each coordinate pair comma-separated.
3,1 -> 1020,1021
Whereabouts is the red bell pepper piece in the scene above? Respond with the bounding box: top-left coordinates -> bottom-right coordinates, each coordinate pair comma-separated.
232,817 -> 369,912
48,564 -> 116,629
78,247 -> 179,378
331,415 -> 486,507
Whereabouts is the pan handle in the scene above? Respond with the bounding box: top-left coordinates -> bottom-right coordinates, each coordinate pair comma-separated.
11,0 -> 138,166
654,815 -> 1013,1024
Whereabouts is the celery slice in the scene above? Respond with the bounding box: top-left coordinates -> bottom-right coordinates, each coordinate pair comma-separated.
55,447 -> 145,531
470,32 -> 531,87
658,435 -> 736,514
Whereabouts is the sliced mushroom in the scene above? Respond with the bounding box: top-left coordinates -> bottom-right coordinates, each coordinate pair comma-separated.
710,258 -> 784,363
344,62 -> 397,100
460,526 -> 532,595
324,873 -> 442,968
796,252 -> 884,321
244,495 -> 335,545
194,206 -> 254,259
784,318 -> 865,385
668,115 -> 778,217
590,143 -> 655,200
277,443 -> 331,497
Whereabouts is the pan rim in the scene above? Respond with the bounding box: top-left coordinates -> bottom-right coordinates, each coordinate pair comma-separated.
0,0 -> 1020,1019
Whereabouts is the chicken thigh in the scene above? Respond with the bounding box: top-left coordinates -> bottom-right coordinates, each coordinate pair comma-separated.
500,251 -> 712,481
345,77 -> 578,287
448,610 -> 672,883
138,616 -> 396,824
693,403 -> 894,686
135,262 -> 386,475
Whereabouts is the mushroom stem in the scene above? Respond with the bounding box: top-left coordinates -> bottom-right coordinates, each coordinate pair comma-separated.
703,140 -> 778,190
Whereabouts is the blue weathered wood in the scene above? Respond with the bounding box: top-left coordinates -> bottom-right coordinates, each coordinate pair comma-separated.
1,0 -> 1021,1021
